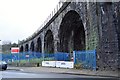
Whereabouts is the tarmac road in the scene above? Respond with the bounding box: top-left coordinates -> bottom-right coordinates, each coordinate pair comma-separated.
0,69 -> 119,80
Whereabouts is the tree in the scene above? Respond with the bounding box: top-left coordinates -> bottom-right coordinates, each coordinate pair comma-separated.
11,43 -> 18,47
2,41 -> 12,53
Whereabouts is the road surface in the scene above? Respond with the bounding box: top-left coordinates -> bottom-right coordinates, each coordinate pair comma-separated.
0,69 -> 119,80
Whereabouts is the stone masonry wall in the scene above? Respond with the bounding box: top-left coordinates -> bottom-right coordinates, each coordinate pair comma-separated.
19,2 -> 120,71
96,2 -> 119,71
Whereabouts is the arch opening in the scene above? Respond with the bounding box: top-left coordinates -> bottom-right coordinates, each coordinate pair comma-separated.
25,44 -> 29,52
58,10 -> 85,53
44,30 -> 54,53
36,37 -> 42,53
20,46 -> 24,52
30,41 -> 34,52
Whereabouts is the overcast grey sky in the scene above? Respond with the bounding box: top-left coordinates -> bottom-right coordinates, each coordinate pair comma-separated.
0,0 -> 59,43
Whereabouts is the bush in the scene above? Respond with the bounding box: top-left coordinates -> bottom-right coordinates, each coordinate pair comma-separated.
74,63 -> 83,69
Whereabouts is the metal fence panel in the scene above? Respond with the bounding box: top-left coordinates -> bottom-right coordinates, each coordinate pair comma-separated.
2,50 -> 96,70
1,52 -> 70,62
54,52 -> 70,61
73,50 -> 96,70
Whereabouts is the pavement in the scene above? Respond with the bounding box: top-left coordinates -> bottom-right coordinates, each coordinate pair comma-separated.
7,66 -> 119,78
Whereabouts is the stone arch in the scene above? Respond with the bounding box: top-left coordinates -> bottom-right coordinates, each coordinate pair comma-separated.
30,41 -> 34,52
44,30 -> 54,53
36,37 -> 42,52
25,44 -> 29,52
20,46 -> 24,52
58,10 -> 85,53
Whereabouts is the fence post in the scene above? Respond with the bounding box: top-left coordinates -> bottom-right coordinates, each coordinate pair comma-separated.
73,51 -> 76,64
17,53 -> 20,67
42,53 -> 44,61
93,50 -> 96,71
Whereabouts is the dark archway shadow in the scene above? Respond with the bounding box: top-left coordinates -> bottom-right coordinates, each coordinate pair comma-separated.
58,10 -> 85,53
20,46 -> 24,52
30,41 -> 34,52
25,44 -> 29,52
44,30 -> 54,53
36,37 -> 42,53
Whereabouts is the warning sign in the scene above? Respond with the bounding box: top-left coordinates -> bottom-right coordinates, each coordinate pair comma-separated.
11,47 -> 19,53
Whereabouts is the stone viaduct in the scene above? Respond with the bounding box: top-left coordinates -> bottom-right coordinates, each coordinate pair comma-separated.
19,1 -> 120,71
